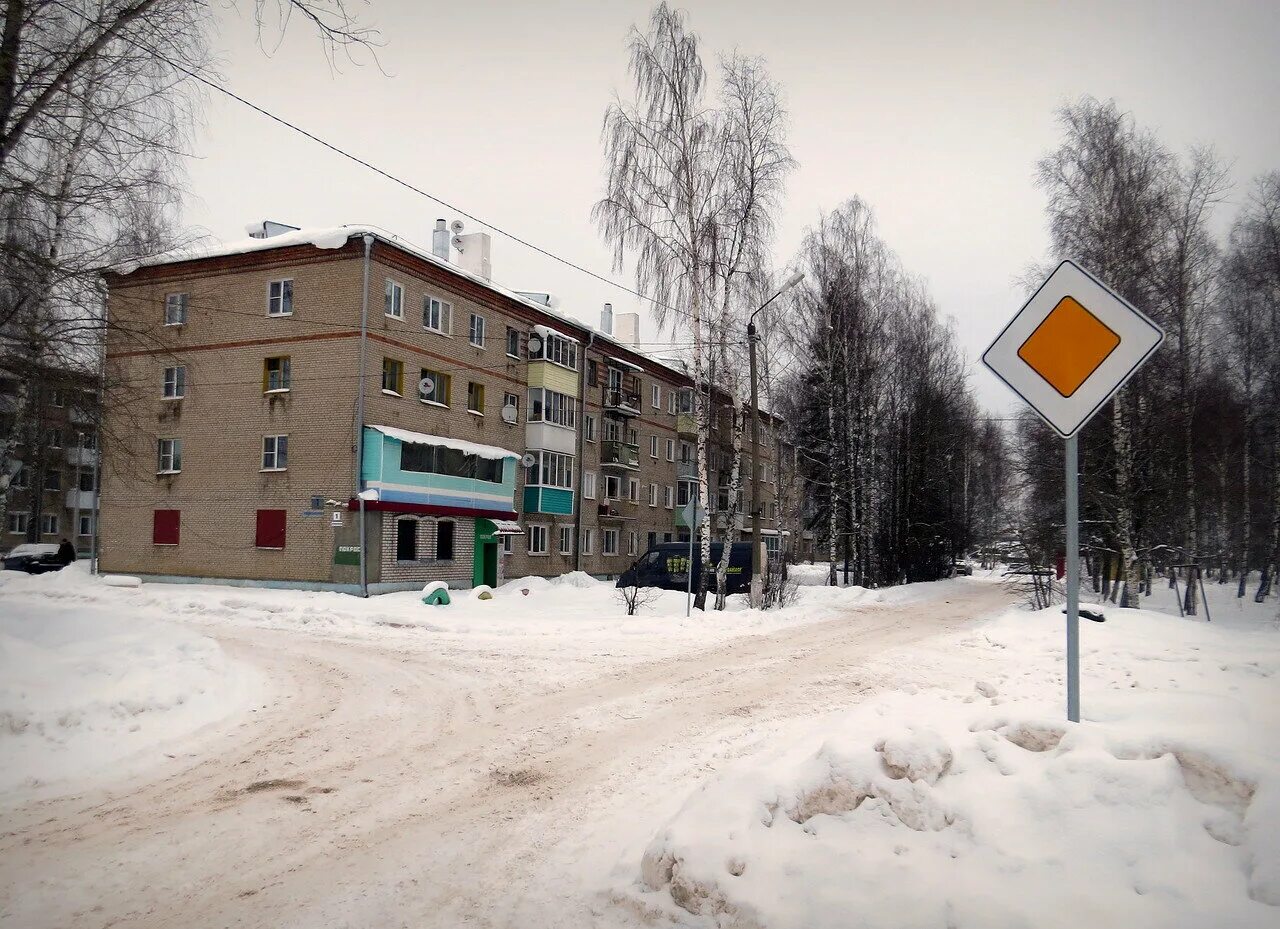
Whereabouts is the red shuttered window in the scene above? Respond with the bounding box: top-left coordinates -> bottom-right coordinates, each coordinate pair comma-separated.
255,509 -> 287,549
153,509 -> 180,545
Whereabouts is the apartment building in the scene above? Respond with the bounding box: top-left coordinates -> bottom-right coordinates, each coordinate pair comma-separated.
0,361 -> 99,555
99,221 -> 789,592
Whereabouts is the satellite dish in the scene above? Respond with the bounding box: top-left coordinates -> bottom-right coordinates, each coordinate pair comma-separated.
451,235 -> 464,251
526,334 -> 543,356
418,376 -> 435,396
501,404 -> 519,425
449,219 -> 465,234
521,452 -> 537,468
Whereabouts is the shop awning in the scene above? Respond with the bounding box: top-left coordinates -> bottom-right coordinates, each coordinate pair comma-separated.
491,519 -> 523,536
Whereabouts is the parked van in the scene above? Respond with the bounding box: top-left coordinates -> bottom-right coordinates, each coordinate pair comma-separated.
615,542 -> 754,593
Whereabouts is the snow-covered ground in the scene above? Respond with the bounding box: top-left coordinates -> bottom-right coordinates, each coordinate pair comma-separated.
629,595 -> 1280,928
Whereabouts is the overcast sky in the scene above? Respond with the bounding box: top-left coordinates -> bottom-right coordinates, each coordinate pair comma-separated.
187,0 -> 1280,412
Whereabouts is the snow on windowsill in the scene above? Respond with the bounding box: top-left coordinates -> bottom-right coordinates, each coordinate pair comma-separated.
264,388 -> 290,395
381,389 -> 402,397
419,399 -> 447,409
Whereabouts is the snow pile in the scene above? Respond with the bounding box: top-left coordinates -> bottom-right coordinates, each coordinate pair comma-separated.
632,606 -> 1280,928
0,567 -> 261,795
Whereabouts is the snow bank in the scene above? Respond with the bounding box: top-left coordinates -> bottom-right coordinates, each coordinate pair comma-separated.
632,606 -> 1280,928
0,567 -> 261,795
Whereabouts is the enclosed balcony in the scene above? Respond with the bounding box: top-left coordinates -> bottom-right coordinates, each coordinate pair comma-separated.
602,375 -> 642,416
65,489 -> 97,511
600,440 -> 640,471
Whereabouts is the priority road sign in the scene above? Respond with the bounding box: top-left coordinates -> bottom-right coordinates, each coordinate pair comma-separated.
982,260 -> 1164,439
982,259 -> 1164,724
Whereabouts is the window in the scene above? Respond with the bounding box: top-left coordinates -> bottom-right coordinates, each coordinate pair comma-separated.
385,279 -> 404,319
628,531 -> 639,556
164,292 -> 188,325
506,327 -> 520,358
677,389 -> 693,414
559,525 -> 574,555
649,435 -> 658,458
647,531 -> 658,551
268,279 -> 293,316
163,365 -> 185,399
603,418 -> 622,442
48,429 -> 62,448
264,356 -> 291,392
469,313 -> 486,348
40,513 -> 58,535
418,368 -> 451,406
584,414 -> 595,442
627,478 -> 639,503
587,359 -> 598,386
666,439 -> 675,462
44,469 -> 61,490
51,389 -> 64,407
664,485 -> 674,508
530,332 -> 577,370
583,471 -> 596,500
7,512 -> 28,534
467,381 -> 485,415
680,440 -> 693,463
765,535 -> 781,555
382,358 -> 403,395
11,466 -> 27,489
627,427 -> 638,446
648,483 -> 658,507
400,442 -> 503,483
580,527 -> 593,555
652,383 -> 661,408
603,528 -> 619,556
527,388 -> 577,428
78,514 -> 93,536
604,474 -> 622,500
423,294 -> 452,334
527,524 -> 548,555
78,468 -> 95,492
501,533 -> 514,554
255,509 -> 287,549
396,519 -> 418,561
677,480 -> 694,507
153,509 -> 180,544
526,450 -> 573,489
157,438 -> 181,473
262,435 -> 288,470
668,392 -> 677,414
502,391 -> 519,418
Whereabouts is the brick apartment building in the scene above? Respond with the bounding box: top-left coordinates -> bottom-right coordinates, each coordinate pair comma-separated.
99,222 -> 793,593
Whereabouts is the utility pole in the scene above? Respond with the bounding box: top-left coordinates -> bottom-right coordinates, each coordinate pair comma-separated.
748,271 -> 804,607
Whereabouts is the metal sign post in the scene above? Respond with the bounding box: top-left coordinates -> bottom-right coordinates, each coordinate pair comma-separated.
983,260 -> 1164,723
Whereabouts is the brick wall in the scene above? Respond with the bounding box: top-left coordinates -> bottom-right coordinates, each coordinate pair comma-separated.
379,512 -> 475,586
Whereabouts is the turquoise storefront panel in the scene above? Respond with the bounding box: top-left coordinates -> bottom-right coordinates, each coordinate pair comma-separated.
523,486 -> 574,515
363,428 -> 517,512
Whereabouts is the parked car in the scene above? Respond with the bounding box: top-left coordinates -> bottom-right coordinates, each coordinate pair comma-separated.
616,542 -> 754,593
3,543 -> 69,574
950,561 -> 974,577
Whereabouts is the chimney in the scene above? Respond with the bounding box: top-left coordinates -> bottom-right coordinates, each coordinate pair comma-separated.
600,302 -> 614,335
615,312 -> 640,348
452,232 -> 492,280
431,219 -> 449,260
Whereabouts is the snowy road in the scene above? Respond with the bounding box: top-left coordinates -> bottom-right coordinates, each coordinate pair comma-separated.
0,579 -> 1013,928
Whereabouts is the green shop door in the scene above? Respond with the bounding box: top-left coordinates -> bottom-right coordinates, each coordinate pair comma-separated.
473,519 -> 500,588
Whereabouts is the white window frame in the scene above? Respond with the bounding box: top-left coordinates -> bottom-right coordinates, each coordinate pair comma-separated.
627,530 -> 638,556
651,383 -> 660,408
604,474 -> 622,501
265,356 -> 291,393
584,414 -> 595,442
164,292 -> 188,326
666,438 -> 675,462
558,525 -> 574,555
6,511 -> 29,534
501,533 -> 514,555
157,438 -> 181,474
648,483 -> 658,507
668,392 -> 677,414
262,434 -> 288,471
603,528 -> 619,556
78,513 -> 94,537
40,513 -> 58,535
665,485 -> 674,508
422,294 -> 453,334
267,279 -> 293,317
163,365 -> 185,399
506,326 -> 521,358
627,478 -> 639,503
527,524 -> 549,556
583,471 -> 597,500
469,313 -> 486,348
467,381 -> 485,416
418,368 -> 450,407
385,279 -> 404,319
580,527 -> 594,555
649,435 -> 658,458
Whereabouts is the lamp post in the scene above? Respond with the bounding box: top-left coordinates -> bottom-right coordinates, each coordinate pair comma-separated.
747,270 -> 804,607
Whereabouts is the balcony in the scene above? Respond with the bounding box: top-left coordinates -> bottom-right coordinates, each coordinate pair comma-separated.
66,446 -> 98,467
676,457 -> 697,480
676,412 -> 697,437
65,489 -> 97,510
600,440 -> 640,471
602,377 -> 642,416
597,502 -> 635,521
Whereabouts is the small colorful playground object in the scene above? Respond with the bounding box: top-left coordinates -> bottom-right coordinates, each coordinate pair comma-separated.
421,581 -> 451,606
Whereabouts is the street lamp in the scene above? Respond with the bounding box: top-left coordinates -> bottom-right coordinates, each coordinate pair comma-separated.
747,270 -> 805,606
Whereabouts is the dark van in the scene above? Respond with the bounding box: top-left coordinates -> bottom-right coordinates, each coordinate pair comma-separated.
616,542 -> 754,593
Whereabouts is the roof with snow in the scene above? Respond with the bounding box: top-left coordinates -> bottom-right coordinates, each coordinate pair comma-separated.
365,424 -> 521,461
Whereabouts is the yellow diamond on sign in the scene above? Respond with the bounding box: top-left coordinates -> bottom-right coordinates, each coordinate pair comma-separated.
1016,296 -> 1120,398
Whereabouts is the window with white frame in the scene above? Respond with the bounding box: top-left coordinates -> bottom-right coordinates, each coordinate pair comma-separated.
603,418 -> 621,442
469,313 -> 486,348
50,389 -> 64,407
157,438 -> 181,473
264,355 -> 291,392
668,392 -> 676,414
679,440 -> 693,463
500,533 -> 514,554
10,465 -> 27,489
262,435 -> 288,470
583,471 -> 597,499
423,294 -> 452,333
584,414 -> 595,442
502,391 -> 519,417
527,388 -> 577,428
163,365 -> 185,399
531,332 -> 577,370
666,438 -> 675,461
385,279 -> 404,319
40,513 -> 58,535
580,527 -> 593,555
78,513 -> 93,536
527,524 -> 548,555
525,450 -> 574,489
603,528 -> 619,556
419,368 -> 451,406
164,292 -> 188,326
651,383 -> 661,408
506,326 -> 520,358
627,478 -> 639,503
604,474 -> 622,500
677,480 -> 695,508
268,279 -> 293,316
765,535 -> 781,555
628,531 -> 638,556
649,435 -> 658,458
6,511 -> 28,534
665,485 -> 674,508
676,389 -> 693,414
558,525 -> 574,555
648,483 -> 658,507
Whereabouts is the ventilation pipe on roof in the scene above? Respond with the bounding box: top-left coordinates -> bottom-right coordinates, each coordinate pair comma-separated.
431,219 -> 449,261
246,220 -> 299,239
615,312 -> 640,348
601,302 -> 614,335
452,232 -> 492,280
